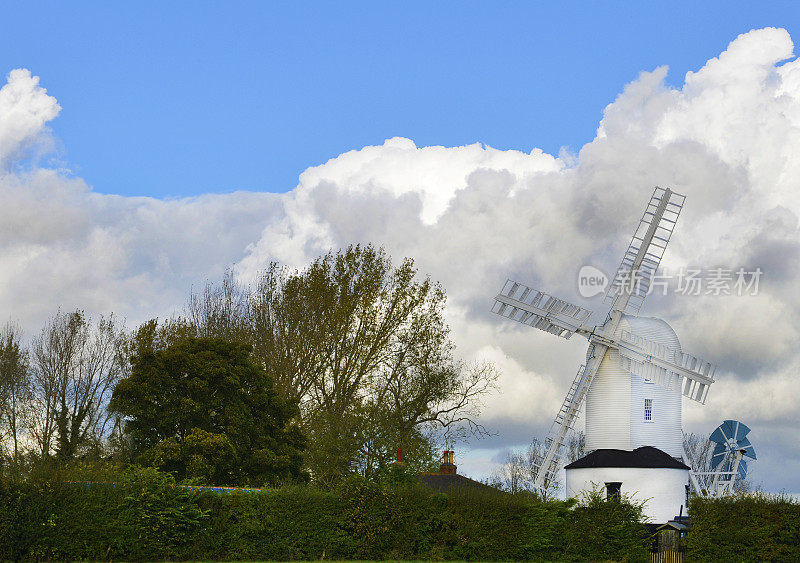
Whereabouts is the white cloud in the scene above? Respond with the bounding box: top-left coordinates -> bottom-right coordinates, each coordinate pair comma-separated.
473,344 -> 562,426
0,170 -> 282,329
0,69 -> 60,166
1,28 -> 799,487
297,136 -> 561,224
239,27 -> 800,483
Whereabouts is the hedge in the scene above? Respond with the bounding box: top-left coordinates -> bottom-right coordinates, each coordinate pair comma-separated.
686,493 -> 800,562
12,469 -> 800,562
12,467 -> 795,561
0,467 -> 656,561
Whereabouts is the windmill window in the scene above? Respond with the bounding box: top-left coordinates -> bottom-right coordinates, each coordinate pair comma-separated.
606,482 -> 622,501
644,398 -> 653,421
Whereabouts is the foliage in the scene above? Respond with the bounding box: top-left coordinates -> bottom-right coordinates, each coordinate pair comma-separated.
0,464 -> 206,560
561,488 -> 651,562
109,337 -> 307,485
192,484 -> 347,561
182,245 -> 498,486
0,245 -> 495,489
0,465 -> 677,561
686,492 -> 800,562
112,467 -> 207,559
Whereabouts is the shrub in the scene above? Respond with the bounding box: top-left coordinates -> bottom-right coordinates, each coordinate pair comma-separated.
190,485 -> 347,561
111,467 -> 207,559
561,488 -> 651,562
686,492 -> 800,562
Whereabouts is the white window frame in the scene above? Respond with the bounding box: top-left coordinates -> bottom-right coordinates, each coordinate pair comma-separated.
644,398 -> 653,422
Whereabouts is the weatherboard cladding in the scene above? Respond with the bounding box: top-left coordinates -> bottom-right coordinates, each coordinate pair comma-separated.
585,347 -> 631,451
564,446 -> 690,470
585,315 -> 683,458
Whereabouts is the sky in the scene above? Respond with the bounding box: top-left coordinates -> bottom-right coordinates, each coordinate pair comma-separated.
0,2 -> 797,197
2,2 -> 800,494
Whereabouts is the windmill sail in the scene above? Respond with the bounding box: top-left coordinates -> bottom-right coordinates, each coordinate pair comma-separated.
604,187 -> 685,315
492,280 -> 592,339
533,363 -> 590,491
532,342 -> 609,493
615,330 -> 716,403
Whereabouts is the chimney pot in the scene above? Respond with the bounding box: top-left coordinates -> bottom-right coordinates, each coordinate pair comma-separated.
440,450 -> 457,475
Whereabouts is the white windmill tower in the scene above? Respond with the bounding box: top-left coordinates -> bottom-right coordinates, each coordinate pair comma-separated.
492,187 -> 717,523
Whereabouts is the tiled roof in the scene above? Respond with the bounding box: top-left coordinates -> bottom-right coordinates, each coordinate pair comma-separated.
417,472 -> 500,493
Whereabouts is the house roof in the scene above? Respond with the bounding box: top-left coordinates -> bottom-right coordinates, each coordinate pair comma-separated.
564,446 -> 690,470
657,521 -> 689,532
418,472 -> 500,493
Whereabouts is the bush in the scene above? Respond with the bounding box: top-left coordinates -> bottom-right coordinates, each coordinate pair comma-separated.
0,465 -> 206,560
686,492 -> 800,562
190,485 -> 347,560
561,489 -> 650,562
111,467 -> 207,559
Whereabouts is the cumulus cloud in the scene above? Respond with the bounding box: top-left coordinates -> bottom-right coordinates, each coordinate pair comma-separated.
0,69 -> 60,166
2,28 -> 800,490
0,95 -> 282,327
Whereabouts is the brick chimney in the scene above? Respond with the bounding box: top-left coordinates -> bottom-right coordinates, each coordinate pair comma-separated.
439,450 -> 457,474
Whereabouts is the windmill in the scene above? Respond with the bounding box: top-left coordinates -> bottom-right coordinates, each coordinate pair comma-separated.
688,420 -> 756,497
492,187 -> 717,519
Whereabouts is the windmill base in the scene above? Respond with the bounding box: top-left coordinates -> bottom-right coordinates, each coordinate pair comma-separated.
565,446 -> 690,524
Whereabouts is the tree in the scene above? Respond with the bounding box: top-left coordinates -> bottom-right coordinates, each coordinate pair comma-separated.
177,245 -> 498,485
492,431 -> 585,497
29,310 -> 124,460
109,337 -> 307,485
492,447 -> 534,494
356,360 -> 497,479
0,322 -> 31,470
232,245 -> 497,484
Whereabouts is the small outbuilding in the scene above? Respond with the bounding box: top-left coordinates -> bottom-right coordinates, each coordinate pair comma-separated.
649,519 -> 689,560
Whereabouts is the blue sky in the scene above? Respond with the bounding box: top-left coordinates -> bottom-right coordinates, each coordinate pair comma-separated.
2,1 -> 798,198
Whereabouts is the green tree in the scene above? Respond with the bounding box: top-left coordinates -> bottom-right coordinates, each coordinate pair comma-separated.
109,337 -> 306,485
184,245 -> 497,486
